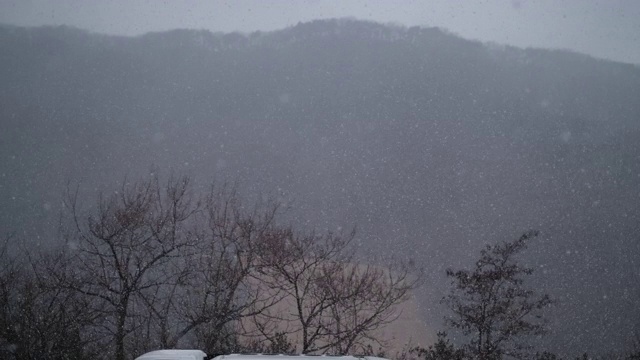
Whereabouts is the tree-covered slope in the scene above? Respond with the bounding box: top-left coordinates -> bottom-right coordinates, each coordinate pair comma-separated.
1,19 -> 639,355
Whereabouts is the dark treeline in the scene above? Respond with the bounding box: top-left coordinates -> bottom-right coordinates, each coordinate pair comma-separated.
1,19 -> 639,355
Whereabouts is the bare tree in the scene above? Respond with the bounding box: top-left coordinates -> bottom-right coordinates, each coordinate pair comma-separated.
140,185 -> 283,355
322,260 -> 416,354
0,236 -> 97,360
8,171 -> 420,359
61,176 -> 295,359
253,227 -> 418,354
443,230 -> 552,360
62,175 -> 200,360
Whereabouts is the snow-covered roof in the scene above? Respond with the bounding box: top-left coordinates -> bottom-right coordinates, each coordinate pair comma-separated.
135,350 -> 207,360
212,355 -> 390,360
135,351 -> 390,360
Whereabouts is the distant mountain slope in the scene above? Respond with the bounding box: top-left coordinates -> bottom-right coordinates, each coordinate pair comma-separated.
1,19 -> 639,356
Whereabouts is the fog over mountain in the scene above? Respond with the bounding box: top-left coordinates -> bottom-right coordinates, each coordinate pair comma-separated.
1,19 -> 639,355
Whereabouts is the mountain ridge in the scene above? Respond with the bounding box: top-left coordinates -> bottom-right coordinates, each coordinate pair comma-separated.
1,19 -> 639,356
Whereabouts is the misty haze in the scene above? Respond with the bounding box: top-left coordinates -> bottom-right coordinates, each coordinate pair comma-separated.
1,9 -> 639,360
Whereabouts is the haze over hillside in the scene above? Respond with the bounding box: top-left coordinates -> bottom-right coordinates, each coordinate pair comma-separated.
1,19 -> 639,356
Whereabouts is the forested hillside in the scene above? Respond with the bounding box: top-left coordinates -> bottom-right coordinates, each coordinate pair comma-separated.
1,19 -> 639,356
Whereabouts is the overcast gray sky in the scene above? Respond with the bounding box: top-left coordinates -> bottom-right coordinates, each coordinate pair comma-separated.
1,0 -> 639,64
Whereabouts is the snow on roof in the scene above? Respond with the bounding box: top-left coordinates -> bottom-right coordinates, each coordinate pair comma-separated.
135,349 -> 207,360
135,351 -> 391,360
212,355 -> 390,360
